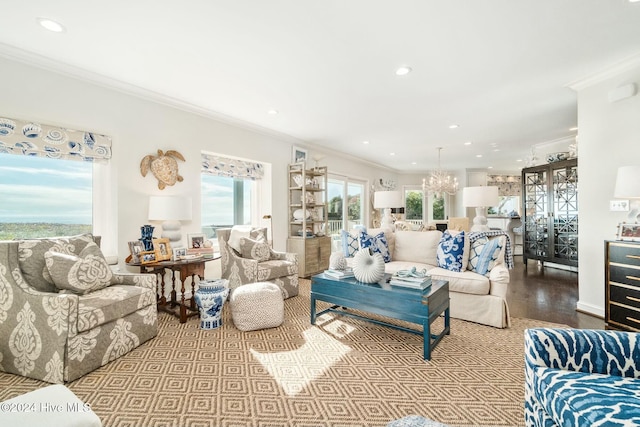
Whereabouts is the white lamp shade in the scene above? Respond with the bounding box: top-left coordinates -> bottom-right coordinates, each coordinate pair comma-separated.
374,191 -> 402,209
462,186 -> 499,207
614,166 -> 640,198
148,196 -> 193,221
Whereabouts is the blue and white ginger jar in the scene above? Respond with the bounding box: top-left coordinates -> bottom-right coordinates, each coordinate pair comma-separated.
194,279 -> 229,330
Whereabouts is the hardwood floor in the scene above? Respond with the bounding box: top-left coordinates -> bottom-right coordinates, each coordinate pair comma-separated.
507,257 -> 604,329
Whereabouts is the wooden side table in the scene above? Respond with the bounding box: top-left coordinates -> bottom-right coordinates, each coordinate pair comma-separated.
129,256 -> 219,323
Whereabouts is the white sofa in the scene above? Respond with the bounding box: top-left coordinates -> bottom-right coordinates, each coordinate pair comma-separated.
345,228 -> 511,328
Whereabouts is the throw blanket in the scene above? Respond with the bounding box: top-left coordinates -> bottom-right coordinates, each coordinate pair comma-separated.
468,230 -> 514,269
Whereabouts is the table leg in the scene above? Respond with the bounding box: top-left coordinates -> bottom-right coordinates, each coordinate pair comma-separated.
444,306 -> 451,335
159,270 -> 167,305
190,276 -> 197,311
170,270 -> 177,307
310,294 -> 317,324
179,275 -> 189,323
423,319 -> 431,360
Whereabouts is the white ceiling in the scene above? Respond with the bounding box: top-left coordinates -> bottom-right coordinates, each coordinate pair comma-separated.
1,0 -> 640,173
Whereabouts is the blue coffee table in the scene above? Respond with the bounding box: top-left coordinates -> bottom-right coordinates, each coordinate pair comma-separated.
310,273 -> 450,360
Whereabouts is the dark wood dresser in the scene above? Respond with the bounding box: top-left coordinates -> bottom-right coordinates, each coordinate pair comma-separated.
605,240 -> 640,331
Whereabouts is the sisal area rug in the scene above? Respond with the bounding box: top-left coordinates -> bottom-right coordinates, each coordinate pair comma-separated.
0,279 -> 565,427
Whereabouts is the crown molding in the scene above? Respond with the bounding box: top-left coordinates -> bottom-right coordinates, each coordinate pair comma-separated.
566,52 -> 640,91
0,42 -> 304,144
0,42 -> 404,174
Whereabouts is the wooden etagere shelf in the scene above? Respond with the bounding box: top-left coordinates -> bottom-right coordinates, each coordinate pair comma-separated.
286,162 -> 330,277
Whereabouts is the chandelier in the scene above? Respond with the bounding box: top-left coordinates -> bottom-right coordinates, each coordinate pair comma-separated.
422,147 -> 458,196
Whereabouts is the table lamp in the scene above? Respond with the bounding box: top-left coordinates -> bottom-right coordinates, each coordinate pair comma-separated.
614,165 -> 640,221
374,191 -> 402,230
148,196 -> 193,246
463,186 -> 499,232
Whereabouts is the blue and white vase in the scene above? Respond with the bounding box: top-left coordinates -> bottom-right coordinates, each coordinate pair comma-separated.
194,279 -> 229,330
140,224 -> 155,251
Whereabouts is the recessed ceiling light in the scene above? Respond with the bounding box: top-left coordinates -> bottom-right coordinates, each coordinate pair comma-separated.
362,140 -> 370,145
395,66 -> 412,76
267,109 -> 278,115
569,127 -> 578,131
476,154 -> 483,158
516,159 -> 523,162
488,166 -> 493,169
411,162 -> 417,165
449,124 -> 460,129
464,141 -> 472,146
390,152 -> 396,156
493,149 -> 500,152
630,0 -> 639,3
37,17 -> 65,32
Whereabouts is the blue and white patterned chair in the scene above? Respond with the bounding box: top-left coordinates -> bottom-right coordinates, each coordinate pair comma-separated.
524,328 -> 640,427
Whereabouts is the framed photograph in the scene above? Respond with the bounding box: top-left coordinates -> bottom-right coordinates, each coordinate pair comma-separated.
292,146 -> 307,164
140,250 -> 157,265
618,223 -> 640,241
128,241 -> 145,264
153,238 -> 172,261
187,233 -> 206,249
172,247 -> 187,261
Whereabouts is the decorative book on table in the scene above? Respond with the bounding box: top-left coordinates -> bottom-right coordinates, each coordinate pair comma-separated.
187,247 -> 215,259
389,273 -> 432,290
324,268 -> 355,278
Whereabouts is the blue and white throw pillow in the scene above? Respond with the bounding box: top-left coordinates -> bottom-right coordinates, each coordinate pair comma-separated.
436,230 -> 465,272
468,236 -> 503,276
340,230 -> 360,258
359,230 -> 392,263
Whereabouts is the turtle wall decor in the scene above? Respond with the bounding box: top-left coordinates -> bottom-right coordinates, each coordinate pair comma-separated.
140,149 -> 185,190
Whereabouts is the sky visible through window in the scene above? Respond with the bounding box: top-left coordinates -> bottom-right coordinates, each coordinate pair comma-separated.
201,175 -> 251,227
0,154 -> 92,224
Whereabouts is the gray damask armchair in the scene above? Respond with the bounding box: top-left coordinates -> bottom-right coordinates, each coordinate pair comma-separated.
0,234 -> 157,384
217,227 -> 299,298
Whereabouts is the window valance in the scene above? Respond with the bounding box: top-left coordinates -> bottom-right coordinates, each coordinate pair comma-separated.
487,175 -> 521,196
201,153 -> 264,180
0,116 -> 112,163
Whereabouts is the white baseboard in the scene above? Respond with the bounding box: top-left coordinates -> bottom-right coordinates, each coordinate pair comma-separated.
576,301 -> 604,318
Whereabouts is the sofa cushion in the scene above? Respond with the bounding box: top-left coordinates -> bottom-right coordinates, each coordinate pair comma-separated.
427,267 -> 491,295
77,285 -> 155,332
394,230 -> 442,265
18,234 -> 96,293
239,237 -> 271,262
340,229 -> 360,257
436,230 -> 466,272
468,236 -> 503,276
359,230 -> 392,262
533,367 -> 640,427
45,242 -> 113,295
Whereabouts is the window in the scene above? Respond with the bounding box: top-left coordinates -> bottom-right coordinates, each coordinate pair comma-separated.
200,152 -> 268,242
201,175 -> 255,238
404,189 -> 423,220
0,154 -> 93,239
402,186 -> 449,224
328,175 -> 365,248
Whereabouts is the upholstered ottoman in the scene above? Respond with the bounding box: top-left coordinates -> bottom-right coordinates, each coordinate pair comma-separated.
230,282 -> 284,331
0,384 -> 101,426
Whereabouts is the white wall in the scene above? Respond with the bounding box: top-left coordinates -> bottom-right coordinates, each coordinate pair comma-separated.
0,56 -> 395,279
574,59 -> 640,317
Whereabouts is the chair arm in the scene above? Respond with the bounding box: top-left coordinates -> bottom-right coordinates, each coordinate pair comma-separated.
111,273 -> 156,291
488,264 -> 509,298
524,328 -> 640,378
269,248 -> 298,263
